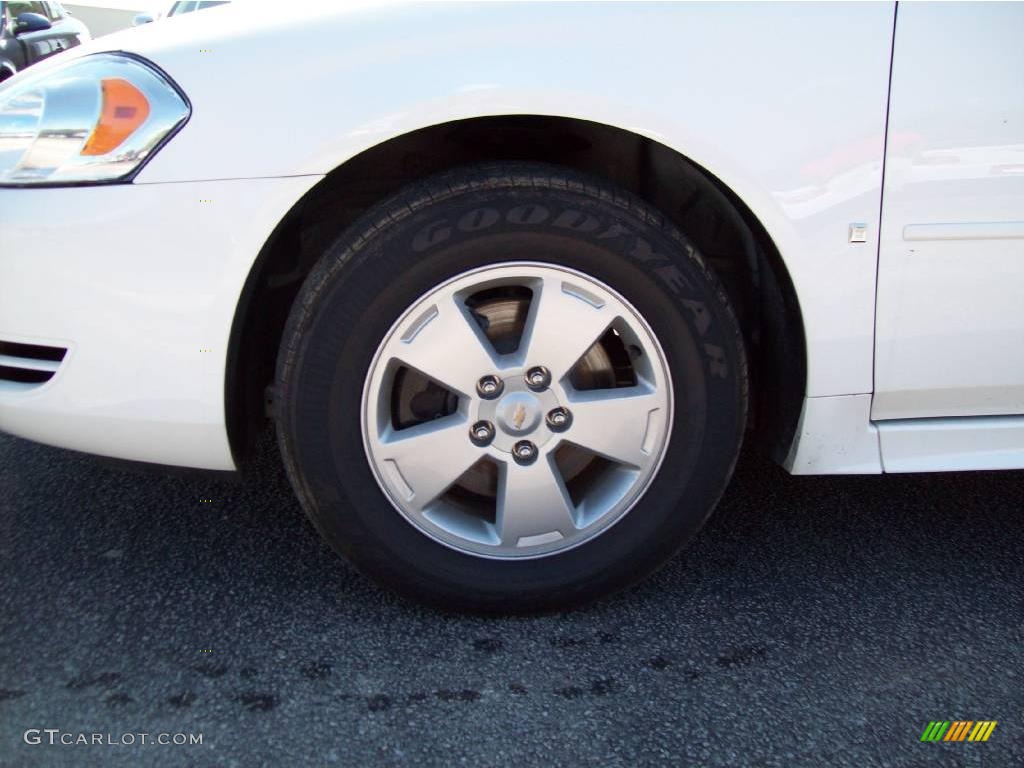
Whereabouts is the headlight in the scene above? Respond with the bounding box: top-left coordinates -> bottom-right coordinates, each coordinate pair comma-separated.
0,54 -> 189,186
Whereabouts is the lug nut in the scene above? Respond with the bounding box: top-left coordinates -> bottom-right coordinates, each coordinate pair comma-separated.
546,407 -> 572,432
470,420 -> 496,447
476,375 -> 504,400
524,366 -> 551,392
512,440 -> 538,465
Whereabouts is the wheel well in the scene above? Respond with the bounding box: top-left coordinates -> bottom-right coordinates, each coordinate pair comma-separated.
226,115 -> 806,466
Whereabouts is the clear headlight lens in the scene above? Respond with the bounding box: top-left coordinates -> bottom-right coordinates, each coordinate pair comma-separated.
0,54 -> 189,186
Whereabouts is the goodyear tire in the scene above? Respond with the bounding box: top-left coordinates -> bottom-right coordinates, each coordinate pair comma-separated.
276,163 -> 747,612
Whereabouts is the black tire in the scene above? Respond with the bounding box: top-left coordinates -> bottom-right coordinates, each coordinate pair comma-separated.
276,162 -> 747,612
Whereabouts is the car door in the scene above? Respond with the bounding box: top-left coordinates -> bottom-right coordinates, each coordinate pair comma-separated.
874,2 -> 1024,423
0,3 -> 30,79
42,2 -> 83,53
6,1 -> 59,64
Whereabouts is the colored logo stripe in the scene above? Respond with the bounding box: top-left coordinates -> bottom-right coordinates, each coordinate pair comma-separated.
944,721 -> 972,741
969,722 -> 998,742
921,721 -> 997,742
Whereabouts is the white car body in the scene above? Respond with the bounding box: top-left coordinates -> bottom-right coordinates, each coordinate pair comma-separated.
1,1 -> 1022,474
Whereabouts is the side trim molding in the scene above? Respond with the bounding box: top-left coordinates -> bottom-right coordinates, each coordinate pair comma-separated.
878,415 -> 1024,472
903,221 -> 1024,241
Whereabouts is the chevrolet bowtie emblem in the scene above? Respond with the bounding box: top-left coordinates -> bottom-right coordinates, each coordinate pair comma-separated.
512,403 -> 528,430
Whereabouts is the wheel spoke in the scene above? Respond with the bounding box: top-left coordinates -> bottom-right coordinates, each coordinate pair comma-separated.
563,386 -> 665,468
497,458 -> 577,548
377,416 -> 481,512
521,275 -> 616,381
390,295 -> 498,396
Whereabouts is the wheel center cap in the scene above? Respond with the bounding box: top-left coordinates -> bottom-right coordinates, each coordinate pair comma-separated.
495,391 -> 542,435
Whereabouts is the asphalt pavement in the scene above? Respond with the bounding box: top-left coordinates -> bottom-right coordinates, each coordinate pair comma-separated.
1,430 -> 1021,767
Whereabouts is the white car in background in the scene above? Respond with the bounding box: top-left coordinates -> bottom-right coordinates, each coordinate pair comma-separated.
132,0 -> 227,26
0,2 -> 1021,611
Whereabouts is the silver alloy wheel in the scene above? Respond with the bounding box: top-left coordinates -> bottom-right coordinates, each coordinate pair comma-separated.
361,263 -> 673,559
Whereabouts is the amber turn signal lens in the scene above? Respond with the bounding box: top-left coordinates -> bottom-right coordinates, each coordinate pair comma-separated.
81,78 -> 151,157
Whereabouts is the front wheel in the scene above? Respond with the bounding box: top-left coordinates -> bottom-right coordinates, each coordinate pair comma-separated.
276,163 -> 747,612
